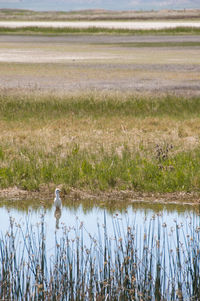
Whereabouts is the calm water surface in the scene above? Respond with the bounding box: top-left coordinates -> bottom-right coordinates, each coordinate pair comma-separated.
0,199 -> 200,300
0,200 -> 199,255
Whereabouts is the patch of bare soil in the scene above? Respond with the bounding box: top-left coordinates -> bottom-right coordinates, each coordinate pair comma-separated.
0,35 -> 199,96
1,34 -> 200,43
1,62 -> 200,96
0,186 -> 200,205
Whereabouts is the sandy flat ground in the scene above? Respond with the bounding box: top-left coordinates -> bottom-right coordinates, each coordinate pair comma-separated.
0,21 -> 200,29
0,34 -> 199,95
1,34 -> 200,43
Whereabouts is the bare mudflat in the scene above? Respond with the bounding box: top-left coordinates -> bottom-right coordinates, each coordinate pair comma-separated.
1,20 -> 200,29
2,34 -> 200,43
0,34 -> 199,96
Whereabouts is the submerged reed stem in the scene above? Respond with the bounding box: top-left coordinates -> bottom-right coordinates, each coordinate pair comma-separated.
0,212 -> 199,300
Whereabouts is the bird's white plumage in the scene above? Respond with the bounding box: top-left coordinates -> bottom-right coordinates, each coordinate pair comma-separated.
54,188 -> 62,208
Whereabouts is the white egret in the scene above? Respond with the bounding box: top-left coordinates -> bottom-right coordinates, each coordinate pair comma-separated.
54,188 -> 62,209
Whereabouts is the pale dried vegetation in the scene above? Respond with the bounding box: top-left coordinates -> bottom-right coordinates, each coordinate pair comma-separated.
0,8 -> 200,21
0,89 -> 199,157
0,106 -> 199,159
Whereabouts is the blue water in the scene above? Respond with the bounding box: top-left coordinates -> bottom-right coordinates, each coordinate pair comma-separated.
0,201 -> 199,300
0,202 -> 199,257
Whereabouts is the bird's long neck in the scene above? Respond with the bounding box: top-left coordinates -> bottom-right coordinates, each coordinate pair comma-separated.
55,191 -> 60,199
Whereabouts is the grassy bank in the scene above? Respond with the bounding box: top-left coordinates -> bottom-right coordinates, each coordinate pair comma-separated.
0,26 -> 200,35
0,93 -> 200,194
1,143 -> 200,193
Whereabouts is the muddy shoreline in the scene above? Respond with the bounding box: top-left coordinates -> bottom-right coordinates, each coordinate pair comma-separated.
0,187 -> 200,205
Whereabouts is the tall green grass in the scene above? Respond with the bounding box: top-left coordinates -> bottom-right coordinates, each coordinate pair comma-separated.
1,94 -> 200,121
0,26 -> 200,35
0,213 -> 199,300
0,143 -> 200,193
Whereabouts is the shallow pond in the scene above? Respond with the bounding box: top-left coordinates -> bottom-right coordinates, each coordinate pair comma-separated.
0,200 -> 199,244
0,199 -> 200,300
0,200 -> 199,257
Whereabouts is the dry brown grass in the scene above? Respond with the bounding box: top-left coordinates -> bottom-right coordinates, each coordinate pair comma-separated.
1,113 -> 199,161
0,8 -> 200,21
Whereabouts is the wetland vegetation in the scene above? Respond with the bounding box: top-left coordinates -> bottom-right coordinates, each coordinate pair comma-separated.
0,209 -> 200,300
0,93 -> 200,197
0,8 -> 200,300
0,26 -> 200,36
0,9 -> 200,301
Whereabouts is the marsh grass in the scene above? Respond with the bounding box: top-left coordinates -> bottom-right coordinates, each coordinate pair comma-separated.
0,93 -> 200,193
0,212 -> 200,300
0,26 -> 200,35
1,93 -> 200,121
0,140 -> 200,193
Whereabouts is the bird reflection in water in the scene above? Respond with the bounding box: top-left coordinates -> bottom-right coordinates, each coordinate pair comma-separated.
54,188 -> 62,229
54,207 -> 62,229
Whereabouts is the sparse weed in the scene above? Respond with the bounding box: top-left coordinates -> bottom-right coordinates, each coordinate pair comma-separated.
155,143 -> 173,162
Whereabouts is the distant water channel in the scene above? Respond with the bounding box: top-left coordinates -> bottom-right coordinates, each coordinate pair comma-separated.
0,200 -> 200,300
